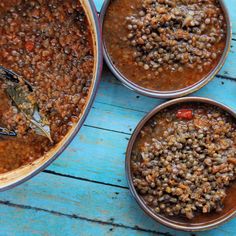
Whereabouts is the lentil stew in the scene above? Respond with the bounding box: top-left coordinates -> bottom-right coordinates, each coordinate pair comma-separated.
0,0 -> 95,173
103,0 -> 228,92
130,101 -> 236,220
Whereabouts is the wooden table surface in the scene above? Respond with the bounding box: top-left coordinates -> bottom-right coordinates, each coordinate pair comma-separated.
1,0 -> 236,235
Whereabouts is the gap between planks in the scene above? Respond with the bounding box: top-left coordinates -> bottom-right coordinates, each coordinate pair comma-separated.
0,200 -> 173,236
43,169 -> 128,190
216,74 -> 236,81
84,124 -> 132,136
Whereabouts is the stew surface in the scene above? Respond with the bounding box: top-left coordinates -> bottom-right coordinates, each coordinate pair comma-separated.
103,0 -> 227,91
131,103 -> 236,219
0,0 -> 94,173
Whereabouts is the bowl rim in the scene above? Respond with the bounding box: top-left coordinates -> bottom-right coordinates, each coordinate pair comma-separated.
0,0 -> 103,191
100,0 -> 232,99
125,97 -> 236,231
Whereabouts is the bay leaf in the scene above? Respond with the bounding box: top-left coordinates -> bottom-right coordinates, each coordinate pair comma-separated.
30,108 -> 53,143
6,82 -> 53,143
6,83 -> 34,117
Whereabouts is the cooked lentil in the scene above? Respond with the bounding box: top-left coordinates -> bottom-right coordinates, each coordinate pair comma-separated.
103,0 -> 227,91
0,0 -> 94,173
131,103 -> 236,219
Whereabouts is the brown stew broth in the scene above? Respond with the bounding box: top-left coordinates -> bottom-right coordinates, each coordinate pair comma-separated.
0,0 -> 94,173
103,0 -> 227,91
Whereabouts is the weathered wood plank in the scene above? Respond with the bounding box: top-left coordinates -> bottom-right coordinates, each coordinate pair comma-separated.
95,69 -> 236,114
0,204 -> 158,236
219,40 -> 236,78
85,75 -> 236,135
47,125 -> 129,187
0,172 -> 234,236
85,101 -> 144,134
94,67 -> 163,113
0,173 -> 176,236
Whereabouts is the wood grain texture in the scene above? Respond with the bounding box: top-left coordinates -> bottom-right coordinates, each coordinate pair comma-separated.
1,205 -> 159,236
0,172 -> 233,236
47,125 -> 129,187
1,0 -> 236,235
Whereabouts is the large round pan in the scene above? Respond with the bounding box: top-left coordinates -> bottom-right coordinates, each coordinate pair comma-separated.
0,0 -> 103,191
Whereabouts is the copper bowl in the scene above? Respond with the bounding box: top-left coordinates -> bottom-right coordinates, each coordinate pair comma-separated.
0,0 -> 103,191
100,0 -> 232,99
126,97 -> 236,231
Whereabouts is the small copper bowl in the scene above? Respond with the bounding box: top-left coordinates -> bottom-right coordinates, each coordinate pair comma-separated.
100,0 -> 232,99
126,97 -> 236,231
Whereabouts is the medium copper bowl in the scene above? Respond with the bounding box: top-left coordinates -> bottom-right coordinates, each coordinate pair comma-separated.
100,0 -> 232,99
126,97 -> 236,231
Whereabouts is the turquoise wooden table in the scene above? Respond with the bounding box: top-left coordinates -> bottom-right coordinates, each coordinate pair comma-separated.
1,1 -> 236,235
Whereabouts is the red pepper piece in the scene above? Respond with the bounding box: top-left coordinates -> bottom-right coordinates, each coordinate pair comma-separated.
25,41 -> 35,52
176,109 -> 193,120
